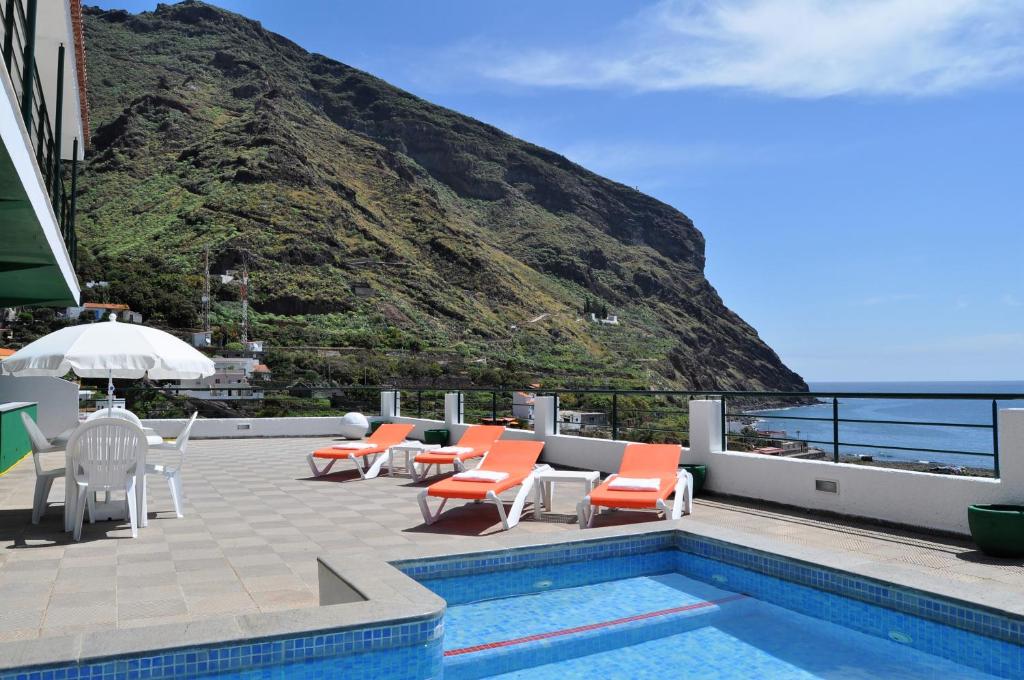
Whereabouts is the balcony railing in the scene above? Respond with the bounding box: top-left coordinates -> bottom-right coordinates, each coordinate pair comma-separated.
1,0 -> 79,266
107,384 -> 1024,479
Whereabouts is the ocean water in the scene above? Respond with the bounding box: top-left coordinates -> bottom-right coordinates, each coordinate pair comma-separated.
747,381 -> 1024,470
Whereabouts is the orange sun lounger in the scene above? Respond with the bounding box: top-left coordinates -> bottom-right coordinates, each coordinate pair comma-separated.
307,423 -> 415,479
411,424 -> 506,481
417,440 -> 547,531
577,443 -> 692,529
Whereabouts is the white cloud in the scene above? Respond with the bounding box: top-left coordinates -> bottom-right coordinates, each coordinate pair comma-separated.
1003,294 -> 1022,307
481,0 -> 1024,97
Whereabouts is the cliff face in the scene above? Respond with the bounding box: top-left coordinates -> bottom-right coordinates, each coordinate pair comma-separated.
77,1 -> 806,391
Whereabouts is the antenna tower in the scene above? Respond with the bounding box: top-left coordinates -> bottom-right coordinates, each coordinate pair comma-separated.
202,246 -> 211,333
240,254 -> 249,345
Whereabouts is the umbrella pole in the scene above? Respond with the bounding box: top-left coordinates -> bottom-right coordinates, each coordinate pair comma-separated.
107,369 -> 114,413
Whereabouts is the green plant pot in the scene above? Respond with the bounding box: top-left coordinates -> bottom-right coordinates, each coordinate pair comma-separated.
681,464 -> 707,496
423,429 -> 450,446
368,419 -> 389,435
968,504 -> 1024,557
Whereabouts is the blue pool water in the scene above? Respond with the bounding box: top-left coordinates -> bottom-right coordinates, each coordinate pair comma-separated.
419,547 -> 1022,679
486,599 -> 995,679
5,534 -> 1020,679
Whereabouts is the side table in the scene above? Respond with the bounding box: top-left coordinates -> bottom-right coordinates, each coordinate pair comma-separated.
532,469 -> 601,518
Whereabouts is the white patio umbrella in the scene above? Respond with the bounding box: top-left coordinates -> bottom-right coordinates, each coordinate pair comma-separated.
2,315 -> 215,409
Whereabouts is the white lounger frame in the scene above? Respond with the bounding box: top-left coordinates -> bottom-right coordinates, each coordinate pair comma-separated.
576,469 -> 693,529
418,464 -> 551,531
307,449 -> 391,480
409,454 -> 473,483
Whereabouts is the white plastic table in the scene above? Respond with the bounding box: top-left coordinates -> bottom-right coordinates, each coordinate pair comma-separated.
54,429 -> 162,448
532,469 -> 601,518
62,434 -> 160,532
387,442 -> 441,478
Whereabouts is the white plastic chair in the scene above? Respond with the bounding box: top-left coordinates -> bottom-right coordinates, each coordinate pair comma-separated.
20,412 -> 65,524
66,418 -> 147,541
87,407 -> 163,446
146,412 -> 197,518
86,407 -> 143,427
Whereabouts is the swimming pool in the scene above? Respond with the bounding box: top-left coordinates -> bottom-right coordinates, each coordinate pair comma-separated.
2,530 -> 1021,679
405,534 -> 1023,679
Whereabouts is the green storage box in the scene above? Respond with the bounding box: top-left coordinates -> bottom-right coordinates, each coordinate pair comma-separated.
0,402 -> 37,475
681,464 -> 707,496
423,429 -> 450,446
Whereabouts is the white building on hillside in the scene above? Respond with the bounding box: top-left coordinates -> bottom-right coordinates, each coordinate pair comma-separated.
176,356 -> 267,401
512,391 -> 535,423
559,410 -> 608,432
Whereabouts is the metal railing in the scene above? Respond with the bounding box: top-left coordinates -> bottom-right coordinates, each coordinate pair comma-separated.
113,384 -> 382,421
0,0 -> 78,265
716,391 -> 1015,477
397,388 -> 446,421
382,387 -> 1021,477
99,384 -> 1024,477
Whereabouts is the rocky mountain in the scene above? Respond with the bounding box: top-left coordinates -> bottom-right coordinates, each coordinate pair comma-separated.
75,1 -> 806,391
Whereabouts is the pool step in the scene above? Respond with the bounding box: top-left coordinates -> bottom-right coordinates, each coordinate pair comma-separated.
443,593 -> 754,680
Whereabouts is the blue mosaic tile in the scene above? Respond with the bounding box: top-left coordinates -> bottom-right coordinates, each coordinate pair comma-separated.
673,532 -> 1024,647
675,550 -> 1023,678
0,615 -> 442,680
408,532 -> 1023,679
5,530 -> 1022,679
394,531 -> 675,581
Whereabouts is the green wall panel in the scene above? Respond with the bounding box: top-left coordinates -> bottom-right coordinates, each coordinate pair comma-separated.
0,404 -> 38,475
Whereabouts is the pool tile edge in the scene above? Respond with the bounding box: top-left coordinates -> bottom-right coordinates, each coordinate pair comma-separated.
2,516 -> 1022,679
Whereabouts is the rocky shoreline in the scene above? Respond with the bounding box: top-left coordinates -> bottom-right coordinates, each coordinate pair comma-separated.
842,456 -> 994,478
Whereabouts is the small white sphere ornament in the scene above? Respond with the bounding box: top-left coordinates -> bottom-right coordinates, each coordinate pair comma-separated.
339,412 -> 370,439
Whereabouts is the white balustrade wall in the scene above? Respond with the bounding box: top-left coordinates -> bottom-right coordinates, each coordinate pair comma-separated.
0,376 -> 78,437
142,394 -> 1024,535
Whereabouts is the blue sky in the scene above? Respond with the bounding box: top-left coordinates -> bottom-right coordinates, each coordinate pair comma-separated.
95,1 -> 1024,382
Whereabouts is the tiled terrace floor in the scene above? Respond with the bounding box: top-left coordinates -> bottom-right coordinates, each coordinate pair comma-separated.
0,436 -> 1021,642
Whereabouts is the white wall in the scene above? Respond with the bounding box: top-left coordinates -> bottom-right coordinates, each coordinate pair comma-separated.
381,390 -> 400,419
141,395 -> 1024,536
392,397 -> 1021,535
685,400 -> 1021,536
386,417 -> 538,444
391,396 -> 669,471
0,376 -> 78,437
537,434 -> 635,471
698,448 -> 1004,534
142,416 -> 353,439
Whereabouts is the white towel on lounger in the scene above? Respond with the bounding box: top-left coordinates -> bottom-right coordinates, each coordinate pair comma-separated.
452,470 -> 509,483
608,476 -> 661,491
435,446 -> 474,455
332,442 -> 377,450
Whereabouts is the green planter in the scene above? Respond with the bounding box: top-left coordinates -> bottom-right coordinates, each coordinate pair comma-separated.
681,464 -> 707,496
368,419 -> 389,435
423,429 -> 449,446
968,504 -> 1024,557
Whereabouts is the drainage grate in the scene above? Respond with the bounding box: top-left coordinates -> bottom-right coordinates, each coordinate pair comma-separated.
815,479 -> 839,494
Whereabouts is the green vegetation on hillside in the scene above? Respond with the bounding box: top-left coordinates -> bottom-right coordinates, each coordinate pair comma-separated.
75,1 -> 806,392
